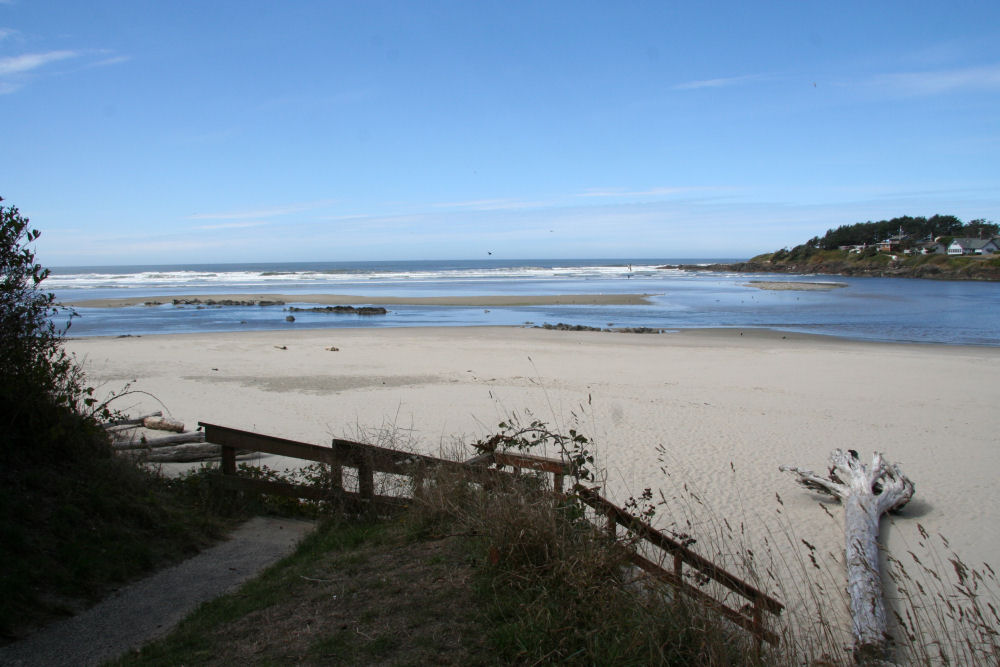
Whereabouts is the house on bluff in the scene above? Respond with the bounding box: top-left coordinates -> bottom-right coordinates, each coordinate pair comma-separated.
947,237 -> 1000,255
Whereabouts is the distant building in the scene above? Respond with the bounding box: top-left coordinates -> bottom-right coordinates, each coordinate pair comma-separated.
877,235 -> 907,253
947,237 -> 1000,255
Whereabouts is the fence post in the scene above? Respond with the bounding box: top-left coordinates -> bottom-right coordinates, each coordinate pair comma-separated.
358,457 -> 375,515
330,463 -> 343,492
606,508 -> 617,540
553,472 -> 564,493
753,600 -> 764,656
411,463 -> 425,500
221,444 -> 236,475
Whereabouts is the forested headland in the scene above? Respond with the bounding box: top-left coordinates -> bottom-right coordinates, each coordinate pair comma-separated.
681,215 -> 1000,280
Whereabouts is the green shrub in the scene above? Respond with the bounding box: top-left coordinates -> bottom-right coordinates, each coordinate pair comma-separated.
0,197 -> 110,465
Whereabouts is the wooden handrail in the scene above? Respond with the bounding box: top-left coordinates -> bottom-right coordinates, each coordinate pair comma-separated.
198,423 -> 781,643
574,484 -> 783,616
200,422 -> 467,476
628,550 -> 781,645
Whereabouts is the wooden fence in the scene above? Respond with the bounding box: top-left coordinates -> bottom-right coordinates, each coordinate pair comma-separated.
200,422 -> 467,514
198,422 -> 782,645
573,485 -> 782,645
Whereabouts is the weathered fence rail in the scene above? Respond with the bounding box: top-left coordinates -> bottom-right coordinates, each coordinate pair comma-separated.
197,422 -> 781,644
201,422 -> 469,514
574,484 -> 782,645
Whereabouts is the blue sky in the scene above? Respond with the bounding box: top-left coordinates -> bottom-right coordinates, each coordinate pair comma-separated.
2,1 -> 999,266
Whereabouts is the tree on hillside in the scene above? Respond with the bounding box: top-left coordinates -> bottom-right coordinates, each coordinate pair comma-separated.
962,219 -> 1000,238
816,215 -> 980,250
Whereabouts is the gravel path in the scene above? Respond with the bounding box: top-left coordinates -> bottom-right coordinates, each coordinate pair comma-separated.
0,516 -> 315,666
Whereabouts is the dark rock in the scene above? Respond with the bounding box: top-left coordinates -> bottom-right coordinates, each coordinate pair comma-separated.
286,305 -> 388,315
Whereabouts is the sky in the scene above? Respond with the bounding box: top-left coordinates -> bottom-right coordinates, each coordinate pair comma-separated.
2,1 -> 999,266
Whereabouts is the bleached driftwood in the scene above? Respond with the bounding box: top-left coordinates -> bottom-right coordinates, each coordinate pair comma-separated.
142,443 -> 223,463
143,415 -> 186,432
112,431 -> 205,450
780,449 -> 914,662
103,411 -> 163,431
140,444 -> 255,463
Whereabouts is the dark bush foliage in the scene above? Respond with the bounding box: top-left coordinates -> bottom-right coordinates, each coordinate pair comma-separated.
0,197 -> 108,465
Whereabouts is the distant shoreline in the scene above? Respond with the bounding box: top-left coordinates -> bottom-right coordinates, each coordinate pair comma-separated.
665,254 -> 1000,281
63,293 -> 655,309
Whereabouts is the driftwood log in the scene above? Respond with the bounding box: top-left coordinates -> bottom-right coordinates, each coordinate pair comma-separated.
116,441 -> 253,463
142,443 -> 223,463
112,431 -> 205,450
103,411 -> 163,431
139,443 -> 254,463
780,449 -> 914,662
143,415 -> 186,432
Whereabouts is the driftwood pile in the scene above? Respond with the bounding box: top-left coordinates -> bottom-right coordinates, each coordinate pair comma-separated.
103,411 -> 232,462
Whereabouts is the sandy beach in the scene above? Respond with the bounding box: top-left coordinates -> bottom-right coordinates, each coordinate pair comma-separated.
67,325 -> 1000,626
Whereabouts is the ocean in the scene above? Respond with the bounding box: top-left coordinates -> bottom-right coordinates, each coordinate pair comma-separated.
47,259 -> 1000,346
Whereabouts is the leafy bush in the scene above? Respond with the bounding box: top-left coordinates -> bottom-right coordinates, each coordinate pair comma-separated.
0,197 -> 108,464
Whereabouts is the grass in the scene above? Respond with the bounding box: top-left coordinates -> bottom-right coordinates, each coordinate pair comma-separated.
113,458 -> 765,666
111,516 -> 494,666
456,480 -> 754,665
0,450 -> 244,643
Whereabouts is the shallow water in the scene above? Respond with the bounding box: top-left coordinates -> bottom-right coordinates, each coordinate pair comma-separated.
49,259 -> 1000,345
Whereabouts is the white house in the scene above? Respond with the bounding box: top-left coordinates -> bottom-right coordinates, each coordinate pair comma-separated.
947,237 -> 1000,255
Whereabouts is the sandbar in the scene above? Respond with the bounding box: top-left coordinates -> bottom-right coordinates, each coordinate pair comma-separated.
63,293 -> 654,308
746,280 -> 848,290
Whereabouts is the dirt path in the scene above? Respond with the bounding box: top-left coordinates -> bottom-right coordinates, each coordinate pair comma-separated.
0,516 -> 315,667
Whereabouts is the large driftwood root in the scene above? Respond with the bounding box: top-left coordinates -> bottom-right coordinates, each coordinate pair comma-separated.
780,449 -> 914,663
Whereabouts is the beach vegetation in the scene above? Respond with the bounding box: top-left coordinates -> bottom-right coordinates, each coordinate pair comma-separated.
117,450 -> 757,665
0,198 -> 236,643
53,416 -> 1000,666
0,197 -> 106,464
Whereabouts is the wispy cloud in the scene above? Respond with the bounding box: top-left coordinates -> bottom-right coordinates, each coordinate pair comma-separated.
672,73 -> 767,90
0,47 -> 129,94
870,63 -> 1000,96
89,54 -> 131,68
431,198 -> 547,211
0,28 -> 17,42
0,49 -> 78,75
186,199 -> 336,220
576,186 -> 728,198
193,221 -> 269,231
